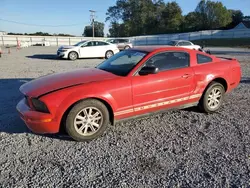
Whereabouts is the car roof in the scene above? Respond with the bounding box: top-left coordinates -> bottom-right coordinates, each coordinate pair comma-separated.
171,40 -> 191,42
131,45 -> 193,53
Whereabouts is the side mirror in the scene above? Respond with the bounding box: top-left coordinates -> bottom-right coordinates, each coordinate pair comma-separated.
139,66 -> 159,76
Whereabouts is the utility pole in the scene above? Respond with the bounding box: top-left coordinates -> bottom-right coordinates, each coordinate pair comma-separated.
89,10 -> 96,39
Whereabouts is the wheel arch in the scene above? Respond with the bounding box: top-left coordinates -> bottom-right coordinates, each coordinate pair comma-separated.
60,97 -> 115,132
202,77 -> 228,95
68,50 -> 79,59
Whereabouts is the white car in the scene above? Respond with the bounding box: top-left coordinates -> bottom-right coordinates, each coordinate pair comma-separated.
166,40 -> 202,50
57,40 -> 120,60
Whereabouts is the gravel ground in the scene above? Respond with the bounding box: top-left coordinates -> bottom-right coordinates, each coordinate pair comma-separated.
0,46 -> 250,187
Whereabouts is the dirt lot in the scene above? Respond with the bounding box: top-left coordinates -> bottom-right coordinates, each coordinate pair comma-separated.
0,46 -> 250,187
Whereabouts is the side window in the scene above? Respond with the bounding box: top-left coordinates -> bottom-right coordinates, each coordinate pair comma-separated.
177,42 -> 184,46
85,42 -> 94,46
96,41 -> 109,46
145,52 -> 190,72
197,54 -> 213,64
182,41 -> 192,46
178,41 -> 191,46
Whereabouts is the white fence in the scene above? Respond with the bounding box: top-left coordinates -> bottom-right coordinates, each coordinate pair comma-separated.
0,35 -> 106,47
131,29 -> 250,45
1,28 -> 250,47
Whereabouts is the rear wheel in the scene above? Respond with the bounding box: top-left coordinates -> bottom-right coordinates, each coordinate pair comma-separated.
198,82 -> 225,113
68,51 -> 78,61
105,50 -> 114,59
65,99 -> 110,141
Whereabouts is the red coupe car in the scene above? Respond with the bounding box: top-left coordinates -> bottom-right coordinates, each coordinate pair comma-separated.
16,46 -> 241,141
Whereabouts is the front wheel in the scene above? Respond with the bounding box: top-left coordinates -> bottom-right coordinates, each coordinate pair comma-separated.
68,51 -> 78,61
65,99 -> 110,142
198,82 -> 225,113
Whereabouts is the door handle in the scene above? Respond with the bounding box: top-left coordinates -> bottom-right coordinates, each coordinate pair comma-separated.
182,74 -> 191,78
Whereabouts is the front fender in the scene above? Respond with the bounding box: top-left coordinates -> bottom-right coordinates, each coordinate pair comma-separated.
39,84 -> 117,124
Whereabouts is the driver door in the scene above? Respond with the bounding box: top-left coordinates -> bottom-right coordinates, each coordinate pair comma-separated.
79,41 -> 95,58
131,51 -> 195,113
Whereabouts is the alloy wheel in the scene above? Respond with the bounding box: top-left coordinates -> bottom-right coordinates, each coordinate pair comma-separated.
74,107 -> 103,136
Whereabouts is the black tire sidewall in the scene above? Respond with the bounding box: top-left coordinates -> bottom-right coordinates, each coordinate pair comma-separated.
200,82 -> 225,113
65,99 -> 110,141
105,50 -> 113,59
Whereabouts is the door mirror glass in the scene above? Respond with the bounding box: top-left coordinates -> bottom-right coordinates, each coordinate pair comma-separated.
139,66 -> 159,76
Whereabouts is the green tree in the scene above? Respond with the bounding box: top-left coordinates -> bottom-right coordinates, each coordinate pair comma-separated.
182,12 -> 203,32
195,0 -> 232,30
227,10 -> 244,29
159,2 -> 183,33
106,0 -> 179,36
108,22 -> 129,37
83,21 -> 105,37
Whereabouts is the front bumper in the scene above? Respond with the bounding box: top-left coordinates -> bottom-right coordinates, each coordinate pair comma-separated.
57,51 -> 67,58
16,98 -> 59,134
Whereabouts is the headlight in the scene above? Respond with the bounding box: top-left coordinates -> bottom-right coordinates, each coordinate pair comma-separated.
31,98 -> 50,113
61,49 -> 68,52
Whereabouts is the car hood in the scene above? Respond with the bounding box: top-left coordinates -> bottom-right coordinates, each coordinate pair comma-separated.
58,45 -> 77,49
20,68 -> 119,97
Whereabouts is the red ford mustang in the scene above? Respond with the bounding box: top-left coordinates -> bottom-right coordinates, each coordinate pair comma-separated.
16,46 -> 241,141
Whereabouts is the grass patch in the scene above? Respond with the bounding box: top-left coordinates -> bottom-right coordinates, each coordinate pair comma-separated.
191,38 -> 250,48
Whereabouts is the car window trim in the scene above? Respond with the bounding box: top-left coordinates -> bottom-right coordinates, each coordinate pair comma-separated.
133,50 -> 191,76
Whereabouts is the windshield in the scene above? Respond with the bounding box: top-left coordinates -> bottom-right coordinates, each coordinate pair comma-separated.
106,39 -> 113,42
96,50 -> 148,76
166,40 -> 177,46
73,41 -> 87,46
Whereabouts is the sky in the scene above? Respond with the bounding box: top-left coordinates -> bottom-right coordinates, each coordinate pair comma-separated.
0,0 -> 249,36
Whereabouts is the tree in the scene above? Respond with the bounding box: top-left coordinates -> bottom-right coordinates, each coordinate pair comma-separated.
106,0 -> 181,36
159,2 -> 183,33
108,22 -> 129,37
227,10 -> 244,29
83,21 -> 104,37
195,0 -> 232,30
106,0 -> 237,36
182,12 -> 203,32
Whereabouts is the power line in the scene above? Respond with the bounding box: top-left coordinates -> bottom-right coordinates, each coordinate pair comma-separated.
0,18 -> 86,27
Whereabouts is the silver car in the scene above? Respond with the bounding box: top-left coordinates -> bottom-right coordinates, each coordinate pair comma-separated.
105,38 -> 133,50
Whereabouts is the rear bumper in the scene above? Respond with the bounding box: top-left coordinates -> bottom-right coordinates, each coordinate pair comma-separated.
113,48 -> 120,54
16,98 -> 59,134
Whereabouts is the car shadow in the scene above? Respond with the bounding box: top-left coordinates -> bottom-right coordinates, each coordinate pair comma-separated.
0,78 -> 33,134
0,78 -> 74,141
26,54 -> 60,60
180,106 -> 204,114
26,54 -> 105,60
241,77 -> 250,84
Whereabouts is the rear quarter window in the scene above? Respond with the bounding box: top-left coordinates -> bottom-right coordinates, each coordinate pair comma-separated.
197,54 -> 213,64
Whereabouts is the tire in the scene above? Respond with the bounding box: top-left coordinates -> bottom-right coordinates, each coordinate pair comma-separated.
198,81 -> 225,113
124,45 -> 130,50
65,99 -> 110,142
68,51 -> 78,61
105,50 -> 114,59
